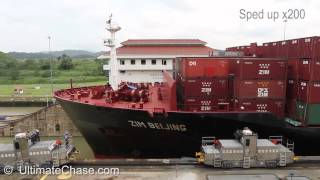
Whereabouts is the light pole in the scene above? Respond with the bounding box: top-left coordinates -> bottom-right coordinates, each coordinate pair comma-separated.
283,19 -> 288,41
48,36 -> 53,96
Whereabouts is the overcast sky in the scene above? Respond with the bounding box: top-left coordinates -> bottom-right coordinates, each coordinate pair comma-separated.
0,0 -> 319,52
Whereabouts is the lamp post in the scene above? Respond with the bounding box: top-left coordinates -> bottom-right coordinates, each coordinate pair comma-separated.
48,36 -> 53,96
283,19 -> 288,41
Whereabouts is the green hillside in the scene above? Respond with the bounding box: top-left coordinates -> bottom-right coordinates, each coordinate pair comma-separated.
0,52 -> 107,85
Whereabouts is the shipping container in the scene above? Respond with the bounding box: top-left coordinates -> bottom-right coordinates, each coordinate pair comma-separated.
205,59 -> 230,77
178,58 -> 230,78
262,43 -> 272,58
298,58 -> 320,81
255,45 -> 264,57
314,37 -> 320,59
233,58 -> 287,80
288,39 -> 300,58
183,98 -> 230,112
286,79 -> 298,100
285,99 -> 297,119
277,41 -> 289,58
299,37 -> 318,59
287,59 -> 299,80
298,80 -> 320,103
270,42 -> 280,58
249,43 -> 258,56
234,80 -> 286,99
233,98 -> 285,119
178,77 -> 229,98
296,101 -> 320,125
179,58 -> 207,78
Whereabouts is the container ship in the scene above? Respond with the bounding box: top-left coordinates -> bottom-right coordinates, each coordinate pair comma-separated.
54,18 -> 320,158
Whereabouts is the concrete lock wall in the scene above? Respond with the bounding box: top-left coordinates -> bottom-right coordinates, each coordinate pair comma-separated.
0,104 -> 81,137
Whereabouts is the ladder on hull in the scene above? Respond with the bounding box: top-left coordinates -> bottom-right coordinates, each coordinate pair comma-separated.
279,152 -> 287,166
214,153 -> 222,168
52,151 -> 60,167
243,156 -> 250,168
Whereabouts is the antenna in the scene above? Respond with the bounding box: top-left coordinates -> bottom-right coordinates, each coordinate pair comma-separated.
107,13 -> 112,24
105,14 -> 121,90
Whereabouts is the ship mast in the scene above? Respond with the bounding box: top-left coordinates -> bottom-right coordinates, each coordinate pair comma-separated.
105,14 -> 121,90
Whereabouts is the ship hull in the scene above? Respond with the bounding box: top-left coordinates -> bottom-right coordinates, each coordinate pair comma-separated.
57,98 -> 320,158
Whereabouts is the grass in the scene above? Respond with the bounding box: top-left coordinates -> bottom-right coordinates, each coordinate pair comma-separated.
0,58 -> 107,84
0,57 -> 109,96
0,81 -> 107,96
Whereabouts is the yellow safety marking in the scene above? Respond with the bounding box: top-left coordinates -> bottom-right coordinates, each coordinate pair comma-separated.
57,171 -> 72,180
293,156 -> 300,161
40,174 -> 48,180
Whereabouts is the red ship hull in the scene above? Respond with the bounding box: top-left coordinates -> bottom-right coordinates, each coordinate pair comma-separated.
56,95 -> 320,158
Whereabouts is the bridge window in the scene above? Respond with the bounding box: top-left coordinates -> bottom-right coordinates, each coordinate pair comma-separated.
131,59 -> 136,65
141,59 -> 146,65
152,59 -> 157,65
162,59 -> 167,65
245,139 -> 250,146
55,124 -> 61,132
120,60 -> 125,65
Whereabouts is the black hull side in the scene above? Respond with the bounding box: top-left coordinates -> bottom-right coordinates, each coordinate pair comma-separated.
57,98 -> 320,158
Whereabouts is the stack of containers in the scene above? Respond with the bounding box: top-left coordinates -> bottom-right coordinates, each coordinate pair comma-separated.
232,58 -> 288,119
226,36 -> 320,125
285,58 -> 299,119
176,58 -> 230,112
296,37 -> 320,125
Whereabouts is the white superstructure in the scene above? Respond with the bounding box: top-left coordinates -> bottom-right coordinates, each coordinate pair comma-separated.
104,15 -> 121,90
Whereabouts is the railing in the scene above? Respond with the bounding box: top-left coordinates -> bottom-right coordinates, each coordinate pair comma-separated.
201,137 -> 216,146
269,135 -> 295,152
0,95 -> 55,103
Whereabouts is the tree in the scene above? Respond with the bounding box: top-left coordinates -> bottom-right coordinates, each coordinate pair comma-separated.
23,59 -> 37,70
39,60 -> 51,70
6,60 -> 17,69
10,68 -> 20,81
41,70 -> 51,78
94,58 -> 107,75
58,54 -> 74,70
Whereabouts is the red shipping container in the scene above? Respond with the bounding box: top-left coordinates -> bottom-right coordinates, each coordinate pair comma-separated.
299,37 -> 319,59
298,58 -> 320,81
180,58 -> 207,78
287,59 -> 299,79
205,59 -> 230,77
288,39 -> 300,58
255,46 -> 264,57
234,98 -> 285,119
270,42 -> 280,58
180,78 -> 229,98
285,99 -> 297,119
179,58 -> 230,78
233,58 -> 287,80
249,43 -> 258,56
298,80 -> 320,103
262,43 -> 272,57
238,46 -> 251,56
313,37 -> 320,59
183,98 -> 230,112
277,41 -> 289,58
286,79 -> 298,100
234,80 -> 286,99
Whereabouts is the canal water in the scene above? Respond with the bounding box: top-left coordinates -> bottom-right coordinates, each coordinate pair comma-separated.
0,106 -> 94,159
